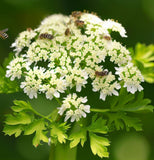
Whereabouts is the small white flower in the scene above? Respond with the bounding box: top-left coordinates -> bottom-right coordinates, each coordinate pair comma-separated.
115,63 -> 144,93
6,57 -> 30,81
48,137 -> 51,146
103,19 -> 127,37
11,29 -> 37,54
58,93 -> 90,122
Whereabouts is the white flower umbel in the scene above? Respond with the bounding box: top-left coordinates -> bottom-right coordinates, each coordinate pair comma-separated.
58,93 -> 90,122
115,63 -> 144,94
6,11 -> 144,104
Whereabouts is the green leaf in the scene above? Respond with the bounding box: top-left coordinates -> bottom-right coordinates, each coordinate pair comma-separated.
2,52 -> 14,68
50,122 -> 70,144
110,88 -> 154,113
5,112 -> 33,125
0,52 -> 19,93
107,112 -> 142,131
11,100 -> 32,112
88,115 -> 108,134
3,125 -> 23,137
24,119 -> 48,147
131,43 -> 154,83
69,127 -> 87,148
0,66 -> 19,93
89,133 -> 110,158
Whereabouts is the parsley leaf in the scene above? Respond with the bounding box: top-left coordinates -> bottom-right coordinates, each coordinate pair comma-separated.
88,115 -> 108,134
5,112 -> 33,125
69,126 -> 87,148
24,119 -> 48,147
131,43 -> 154,83
3,125 -> 23,137
89,133 -> 110,158
50,122 -> 70,144
110,88 -> 154,113
106,112 -> 142,131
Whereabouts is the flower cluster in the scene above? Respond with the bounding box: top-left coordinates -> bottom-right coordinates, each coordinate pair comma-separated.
115,63 -> 144,94
6,11 -> 144,122
58,93 -> 90,122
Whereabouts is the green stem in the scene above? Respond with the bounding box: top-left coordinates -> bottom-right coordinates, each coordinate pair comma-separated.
54,97 -> 62,105
90,108 -> 110,113
49,143 -> 77,160
30,107 -> 52,122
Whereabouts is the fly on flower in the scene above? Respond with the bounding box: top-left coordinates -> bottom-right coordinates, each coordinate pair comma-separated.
103,35 -> 111,41
71,11 -> 82,19
27,28 -> 32,31
95,71 -> 108,77
39,33 -> 54,40
75,20 -> 85,27
65,28 -> 70,36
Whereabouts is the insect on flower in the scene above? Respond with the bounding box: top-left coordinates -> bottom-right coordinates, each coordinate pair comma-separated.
39,33 -> 54,40
95,71 -> 108,77
71,11 -> 82,19
65,28 -> 70,36
103,35 -> 111,41
27,28 -> 32,31
0,28 -> 8,39
75,20 -> 85,28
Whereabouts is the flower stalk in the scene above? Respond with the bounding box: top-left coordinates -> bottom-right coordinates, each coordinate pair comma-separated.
49,143 -> 77,160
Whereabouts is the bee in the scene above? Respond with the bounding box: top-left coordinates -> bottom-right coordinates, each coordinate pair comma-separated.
65,28 -> 70,36
39,33 -> 54,40
0,28 -> 8,39
71,11 -> 82,18
103,35 -> 111,41
95,71 -> 108,77
75,20 -> 84,28
27,28 -> 32,31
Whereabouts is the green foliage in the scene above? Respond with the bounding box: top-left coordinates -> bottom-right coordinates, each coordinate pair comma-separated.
69,126 -> 87,148
3,125 -> 23,137
2,87 -> 153,159
88,115 -> 110,158
107,112 -> 142,131
11,100 -> 32,112
105,88 -> 153,131
109,88 -> 154,113
131,43 -> 154,83
68,115 -> 110,158
0,53 -> 19,93
89,133 -> 110,158
24,119 -> 48,147
5,112 -> 33,125
88,115 -> 108,134
50,122 -> 70,144
0,66 -> 19,93
3,100 -> 49,147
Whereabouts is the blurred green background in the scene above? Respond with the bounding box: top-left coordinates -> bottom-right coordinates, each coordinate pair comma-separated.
0,0 -> 154,159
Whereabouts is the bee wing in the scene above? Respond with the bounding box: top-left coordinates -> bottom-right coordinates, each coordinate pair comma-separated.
1,28 -> 8,32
